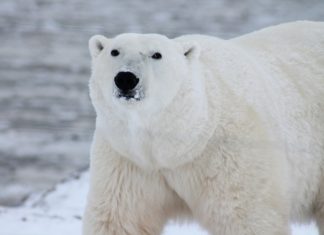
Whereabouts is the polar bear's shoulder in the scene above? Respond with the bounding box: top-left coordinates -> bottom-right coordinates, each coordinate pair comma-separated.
235,21 -> 324,39
231,21 -> 324,85
231,21 -> 324,50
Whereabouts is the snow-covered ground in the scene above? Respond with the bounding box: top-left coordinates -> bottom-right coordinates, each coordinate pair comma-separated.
0,171 -> 319,235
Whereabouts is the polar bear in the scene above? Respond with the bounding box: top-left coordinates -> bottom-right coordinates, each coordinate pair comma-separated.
83,21 -> 324,235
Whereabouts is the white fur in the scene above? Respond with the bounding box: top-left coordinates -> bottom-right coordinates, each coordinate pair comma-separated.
83,21 -> 324,235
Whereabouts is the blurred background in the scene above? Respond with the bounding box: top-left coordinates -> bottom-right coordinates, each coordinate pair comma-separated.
0,0 -> 324,207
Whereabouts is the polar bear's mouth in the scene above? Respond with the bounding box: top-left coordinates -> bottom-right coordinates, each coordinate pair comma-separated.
115,88 -> 144,102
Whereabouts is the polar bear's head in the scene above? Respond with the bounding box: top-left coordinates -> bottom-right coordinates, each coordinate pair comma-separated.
88,33 -> 200,116
88,33 -> 214,169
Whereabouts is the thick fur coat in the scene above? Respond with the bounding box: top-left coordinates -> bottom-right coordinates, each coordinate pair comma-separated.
83,21 -> 324,235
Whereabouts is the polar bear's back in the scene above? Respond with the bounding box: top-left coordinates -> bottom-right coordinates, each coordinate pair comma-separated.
178,21 -> 324,86
180,21 -> 324,85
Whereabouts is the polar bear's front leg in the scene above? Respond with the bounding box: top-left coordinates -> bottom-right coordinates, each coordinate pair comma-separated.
164,148 -> 291,235
83,133 -> 185,235
194,183 -> 291,235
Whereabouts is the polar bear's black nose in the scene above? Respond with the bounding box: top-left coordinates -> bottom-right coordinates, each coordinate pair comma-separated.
114,72 -> 139,92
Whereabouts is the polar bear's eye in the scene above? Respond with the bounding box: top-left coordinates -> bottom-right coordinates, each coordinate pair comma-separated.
151,52 -> 162,60
111,49 -> 120,57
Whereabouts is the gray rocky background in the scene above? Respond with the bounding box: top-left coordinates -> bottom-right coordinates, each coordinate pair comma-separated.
0,0 -> 323,206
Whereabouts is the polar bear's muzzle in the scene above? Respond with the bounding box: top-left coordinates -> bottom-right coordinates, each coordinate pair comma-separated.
114,71 -> 139,91
114,71 -> 143,101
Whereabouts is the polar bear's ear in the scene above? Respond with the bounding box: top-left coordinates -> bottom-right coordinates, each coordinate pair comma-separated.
179,41 -> 200,60
89,35 -> 109,58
